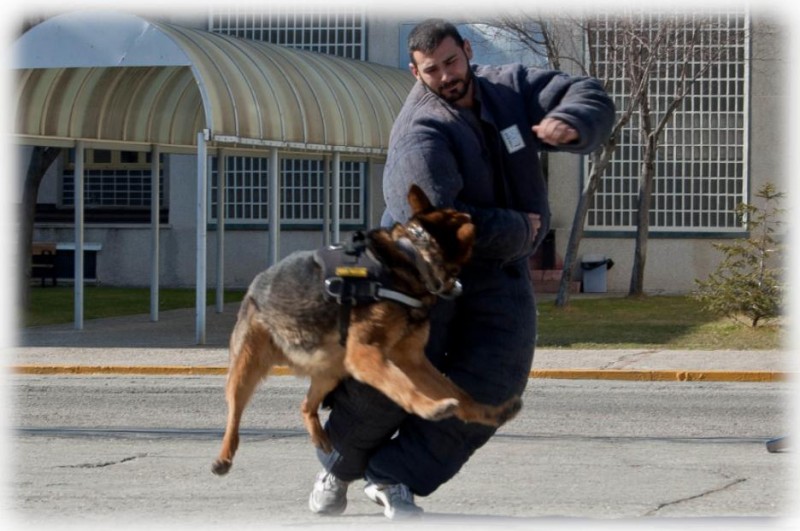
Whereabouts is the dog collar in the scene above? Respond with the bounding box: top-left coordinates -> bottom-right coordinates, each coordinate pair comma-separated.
375,287 -> 424,308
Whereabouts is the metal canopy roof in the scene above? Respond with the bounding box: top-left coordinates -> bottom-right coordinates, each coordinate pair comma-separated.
13,10 -> 414,155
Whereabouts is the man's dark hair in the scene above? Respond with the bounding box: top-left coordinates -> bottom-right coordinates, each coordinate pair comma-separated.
407,19 -> 465,64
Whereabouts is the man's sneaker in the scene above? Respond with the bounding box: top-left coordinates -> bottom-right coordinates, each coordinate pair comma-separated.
364,481 -> 423,519
308,470 -> 350,515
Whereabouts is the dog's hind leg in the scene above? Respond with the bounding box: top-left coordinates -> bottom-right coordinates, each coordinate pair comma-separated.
212,298 -> 275,476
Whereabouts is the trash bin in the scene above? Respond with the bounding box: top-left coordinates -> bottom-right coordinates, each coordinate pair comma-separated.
581,254 -> 614,293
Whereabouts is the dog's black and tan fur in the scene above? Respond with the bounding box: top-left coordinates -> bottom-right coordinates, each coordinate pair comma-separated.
212,185 -> 522,476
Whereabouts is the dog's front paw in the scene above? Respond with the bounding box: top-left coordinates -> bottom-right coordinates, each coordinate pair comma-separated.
212,459 -> 232,476
425,398 -> 459,421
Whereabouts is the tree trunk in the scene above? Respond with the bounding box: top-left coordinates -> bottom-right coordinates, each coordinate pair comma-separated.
629,135 -> 656,296
555,146 -> 615,307
18,146 -> 62,311
554,181 -> 595,307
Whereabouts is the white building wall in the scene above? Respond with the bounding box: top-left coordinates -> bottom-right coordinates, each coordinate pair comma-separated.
25,13 -> 786,295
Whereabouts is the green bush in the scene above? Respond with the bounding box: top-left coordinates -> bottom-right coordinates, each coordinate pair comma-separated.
693,183 -> 785,327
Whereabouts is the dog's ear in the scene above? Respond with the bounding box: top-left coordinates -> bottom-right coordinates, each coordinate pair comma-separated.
407,185 -> 433,215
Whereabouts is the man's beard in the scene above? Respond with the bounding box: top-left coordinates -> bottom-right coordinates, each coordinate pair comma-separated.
425,69 -> 473,104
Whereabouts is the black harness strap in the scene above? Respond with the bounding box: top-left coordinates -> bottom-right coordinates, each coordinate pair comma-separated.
338,299 -> 352,347
315,232 -> 421,346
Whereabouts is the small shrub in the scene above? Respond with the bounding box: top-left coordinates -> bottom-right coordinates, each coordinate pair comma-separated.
693,183 -> 785,328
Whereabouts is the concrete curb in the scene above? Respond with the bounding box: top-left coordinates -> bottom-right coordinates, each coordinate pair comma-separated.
10,365 -> 793,382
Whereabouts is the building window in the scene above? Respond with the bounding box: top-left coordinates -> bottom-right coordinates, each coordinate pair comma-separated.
52,149 -> 167,224
281,159 -> 364,224
210,156 -> 365,226
62,169 -> 164,209
208,6 -> 367,229
209,6 -> 365,59
587,11 -> 749,233
210,156 -> 270,222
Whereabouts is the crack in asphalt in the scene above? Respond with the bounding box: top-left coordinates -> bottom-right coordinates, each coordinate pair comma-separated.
643,477 -> 747,516
57,454 -> 146,469
15,426 -> 306,440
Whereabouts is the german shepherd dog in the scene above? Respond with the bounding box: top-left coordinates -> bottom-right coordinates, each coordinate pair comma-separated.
212,185 -> 522,476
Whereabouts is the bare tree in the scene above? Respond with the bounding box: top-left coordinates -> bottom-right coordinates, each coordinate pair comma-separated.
479,9 -> 746,301
478,13 -> 645,306
619,12 -> 745,295
19,147 -> 62,310
553,16 -> 663,305
19,15 -> 47,35
15,17 -> 62,311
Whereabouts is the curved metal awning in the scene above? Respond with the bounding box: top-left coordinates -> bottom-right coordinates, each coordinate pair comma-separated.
13,9 -> 416,344
13,10 -> 414,155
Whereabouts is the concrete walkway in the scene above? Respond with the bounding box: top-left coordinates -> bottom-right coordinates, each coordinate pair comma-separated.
12,303 -> 791,382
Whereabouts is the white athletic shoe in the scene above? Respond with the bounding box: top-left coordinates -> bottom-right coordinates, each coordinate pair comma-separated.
363,481 -> 423,519
308,469 -> 349,515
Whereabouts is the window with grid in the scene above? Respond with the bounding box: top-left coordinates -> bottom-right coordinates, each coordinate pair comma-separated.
208,6 -> 367,228
208,5 -> 365,59
63,170 -> 164,208
210,156 -> 364,226
62,150 -> 165,209
210,156 -> 270,222
586,11 -> 749,233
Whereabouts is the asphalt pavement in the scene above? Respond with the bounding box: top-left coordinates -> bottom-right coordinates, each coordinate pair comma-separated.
10,375 -> 794,528
8,301 -> 798,529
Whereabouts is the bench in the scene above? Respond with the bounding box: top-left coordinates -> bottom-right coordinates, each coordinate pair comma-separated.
31,242 -> 57,287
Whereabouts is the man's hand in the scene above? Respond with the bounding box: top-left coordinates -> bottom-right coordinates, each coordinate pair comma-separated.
532,117 -> 579,146
527,213 -> 541,245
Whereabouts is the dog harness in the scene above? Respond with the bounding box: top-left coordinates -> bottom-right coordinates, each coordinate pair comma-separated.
314,232 -> 424,345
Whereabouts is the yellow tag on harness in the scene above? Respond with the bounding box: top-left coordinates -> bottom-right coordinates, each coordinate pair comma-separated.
335,266 -> 369,278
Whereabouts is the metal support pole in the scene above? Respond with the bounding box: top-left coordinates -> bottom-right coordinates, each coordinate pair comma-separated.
150,145 -> 160,322
215,150 -> 226,314
268,148 -> 280,265
332,151 -> 341,243
74,141 -> 85,330
322,155 -> 331,247
196,131 -> 208,344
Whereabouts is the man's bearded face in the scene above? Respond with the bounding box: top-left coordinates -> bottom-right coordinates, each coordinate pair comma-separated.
411,36 -> 474,107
